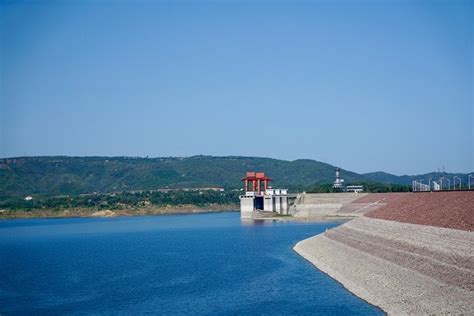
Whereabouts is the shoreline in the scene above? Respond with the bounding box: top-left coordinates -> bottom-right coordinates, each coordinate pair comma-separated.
250,214 -> 357,222
0,206 -> 357,221
0,204 -> 239,219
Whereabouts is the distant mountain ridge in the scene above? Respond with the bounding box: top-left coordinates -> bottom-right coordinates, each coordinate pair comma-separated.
361,171 -> 412,185
0,156 -> 471,197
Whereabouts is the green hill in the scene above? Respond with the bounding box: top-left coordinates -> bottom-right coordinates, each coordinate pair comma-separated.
361,172 -> 411,185
0,156 -> 470,198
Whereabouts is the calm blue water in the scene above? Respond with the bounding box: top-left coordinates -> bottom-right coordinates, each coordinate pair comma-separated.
0,212 -> 382,315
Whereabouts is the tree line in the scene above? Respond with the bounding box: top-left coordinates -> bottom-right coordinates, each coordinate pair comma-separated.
0,190 -> 242,212
308,182 -> 411,193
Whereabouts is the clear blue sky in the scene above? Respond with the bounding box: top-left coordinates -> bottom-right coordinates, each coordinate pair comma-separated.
1,0 -> 472,175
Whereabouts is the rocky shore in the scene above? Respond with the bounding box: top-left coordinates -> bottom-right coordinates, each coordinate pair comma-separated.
294,191 -> 474,315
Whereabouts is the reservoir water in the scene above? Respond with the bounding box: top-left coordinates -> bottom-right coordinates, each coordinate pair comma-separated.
0,212 -> 382,315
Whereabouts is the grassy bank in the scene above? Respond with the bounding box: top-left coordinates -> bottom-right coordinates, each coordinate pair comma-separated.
0,189 -> 240,219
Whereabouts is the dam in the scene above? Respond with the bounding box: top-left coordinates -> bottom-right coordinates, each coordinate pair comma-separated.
239,172 -> 289,219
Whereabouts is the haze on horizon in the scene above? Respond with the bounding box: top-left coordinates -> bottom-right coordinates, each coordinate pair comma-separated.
1,0 -> 472,175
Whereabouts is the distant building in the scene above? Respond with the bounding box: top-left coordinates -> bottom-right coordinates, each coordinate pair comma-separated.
346,185 -> 364,193
24,196 -> 33,201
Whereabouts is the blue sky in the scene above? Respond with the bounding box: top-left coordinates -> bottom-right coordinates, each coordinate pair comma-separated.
1,0 -> 472,175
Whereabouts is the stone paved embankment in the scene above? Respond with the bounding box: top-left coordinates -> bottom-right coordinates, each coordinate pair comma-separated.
365,191 -> 474,231
294,191 -> 474,315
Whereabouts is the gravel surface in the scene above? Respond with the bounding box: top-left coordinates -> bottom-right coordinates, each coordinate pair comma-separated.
294,217 -> 474,315
365,191 -> 474,231
352,192 -> 410,204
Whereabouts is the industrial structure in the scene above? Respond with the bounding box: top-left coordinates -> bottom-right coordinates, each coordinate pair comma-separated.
239,172 -> 289,219
333,167 -> 344,189
332,168 -> 364,192
413,175 -> 471,192
412,180 -> 430,192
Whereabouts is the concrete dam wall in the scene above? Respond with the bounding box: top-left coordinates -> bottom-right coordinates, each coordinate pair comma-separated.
290,193 -> 372,217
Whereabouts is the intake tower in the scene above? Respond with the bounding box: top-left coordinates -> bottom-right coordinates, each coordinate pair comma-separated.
239,172 -> 289,219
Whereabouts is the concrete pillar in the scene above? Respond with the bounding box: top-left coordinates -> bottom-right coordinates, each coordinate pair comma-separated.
240,196 -> 255,219
275,196 -> 281,214
264,196 -> 273,212
281,196 -> 288,215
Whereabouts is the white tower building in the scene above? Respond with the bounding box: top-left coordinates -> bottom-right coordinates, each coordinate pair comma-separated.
333,167 -> 344,189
